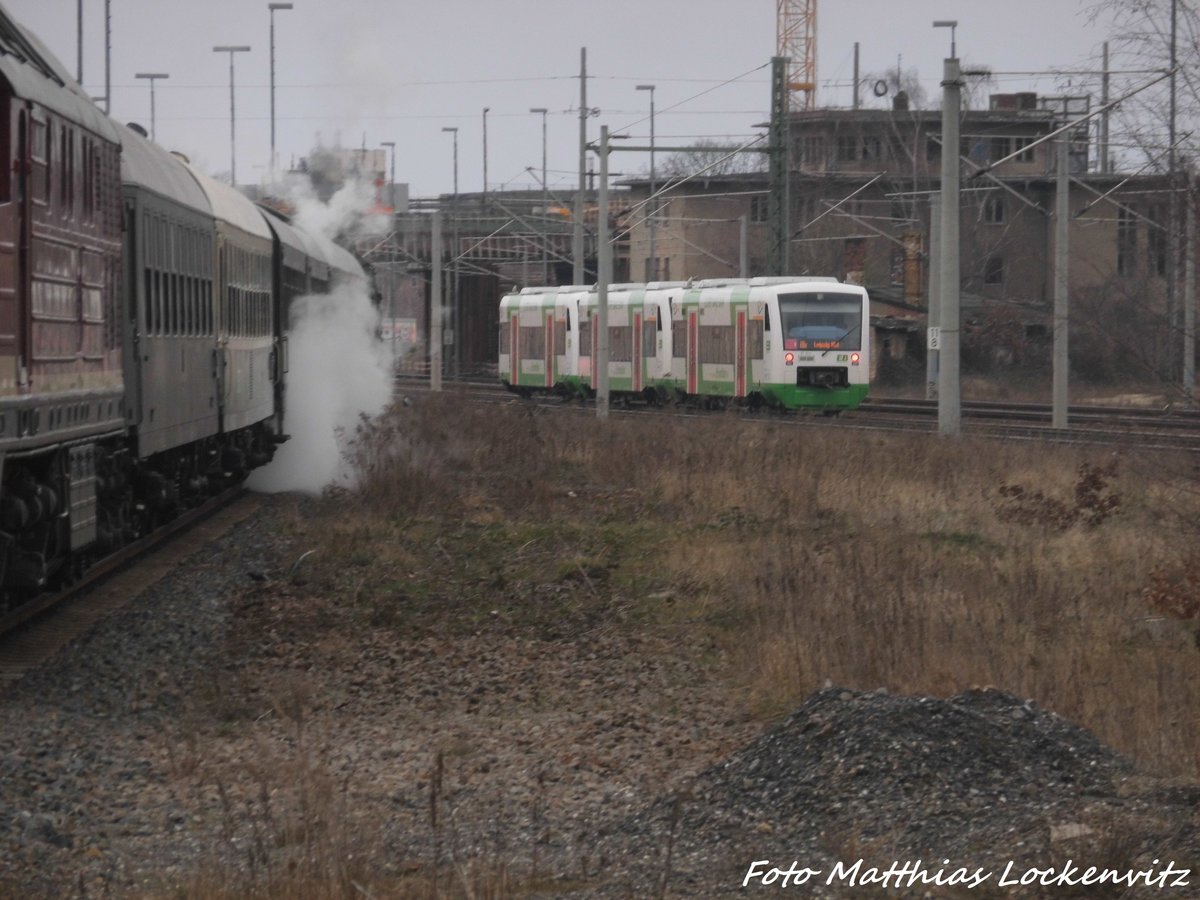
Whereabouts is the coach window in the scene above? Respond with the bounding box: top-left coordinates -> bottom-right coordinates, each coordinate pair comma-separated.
144,269 -> 153,334
41,120 -> 52,206
59,128 -> 69,213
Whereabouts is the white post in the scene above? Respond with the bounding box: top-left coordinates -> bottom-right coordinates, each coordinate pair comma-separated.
938,56 -> 961,435
596,126 -> 610,420
1052,136 -> 1069,428
431,209 -> 443,392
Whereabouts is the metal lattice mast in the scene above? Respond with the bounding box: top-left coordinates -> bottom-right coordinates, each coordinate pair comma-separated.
776,0 -> 816,111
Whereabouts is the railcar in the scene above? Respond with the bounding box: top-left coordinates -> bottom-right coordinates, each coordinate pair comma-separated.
0,12 -> 125,589
499,277 -> 869,411
117,122 -> 225,534
0,1 -> 372,601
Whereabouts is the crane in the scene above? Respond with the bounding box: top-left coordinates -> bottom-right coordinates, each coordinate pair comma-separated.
776,0 -> 816,111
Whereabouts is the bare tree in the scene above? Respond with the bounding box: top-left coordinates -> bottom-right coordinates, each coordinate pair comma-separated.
862,65 -> 929,110
652,139 -> 764,179
1084,0 -> 1200,173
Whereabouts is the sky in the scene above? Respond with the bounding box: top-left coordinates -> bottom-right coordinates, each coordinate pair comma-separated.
7,0 -> 1117,199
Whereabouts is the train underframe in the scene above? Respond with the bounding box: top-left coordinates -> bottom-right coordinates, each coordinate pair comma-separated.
0,424 -> 277,607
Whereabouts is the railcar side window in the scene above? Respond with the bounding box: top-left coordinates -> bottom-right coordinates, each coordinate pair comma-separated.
609,325 -> 631,363
672,319 -> 687,359
578,318 -> 591,358
699,325 -> 735,365
749,319 -> 764,358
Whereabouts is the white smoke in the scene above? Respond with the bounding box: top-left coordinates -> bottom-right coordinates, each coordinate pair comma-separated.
288,172 -> 391,244
248,164 -> 393,495
248,281 -> 392,495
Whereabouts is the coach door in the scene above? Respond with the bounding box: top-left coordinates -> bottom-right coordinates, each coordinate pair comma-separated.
0,101 -> 24,398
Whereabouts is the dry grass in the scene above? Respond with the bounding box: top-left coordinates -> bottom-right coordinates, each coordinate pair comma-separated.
165,389 -> 1200,897
333,392 -> 1200,777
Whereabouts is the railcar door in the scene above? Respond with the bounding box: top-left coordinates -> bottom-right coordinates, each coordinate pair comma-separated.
0,98 -> 22,400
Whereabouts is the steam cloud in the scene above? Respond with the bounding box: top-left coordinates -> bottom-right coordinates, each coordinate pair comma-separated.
248,172 -> 393,495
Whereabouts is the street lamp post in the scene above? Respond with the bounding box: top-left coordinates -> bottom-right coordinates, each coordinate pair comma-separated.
441,126 -> 459,197
213,45 -> 251,186
134,72 -> 169,142
482,107 -> 490,205
442,126 -> 460,379
268,3 -> 293,174
636,84 -> 656,281
530,107 -> 548,284
380,140 -> 396,211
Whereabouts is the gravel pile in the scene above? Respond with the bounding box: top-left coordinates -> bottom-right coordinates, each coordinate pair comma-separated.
589,687 -> 1200,897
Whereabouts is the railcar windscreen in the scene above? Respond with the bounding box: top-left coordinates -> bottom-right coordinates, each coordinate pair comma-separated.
778,292 -> 862,351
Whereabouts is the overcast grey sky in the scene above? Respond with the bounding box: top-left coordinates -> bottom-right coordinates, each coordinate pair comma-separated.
9,1 -> 1112,198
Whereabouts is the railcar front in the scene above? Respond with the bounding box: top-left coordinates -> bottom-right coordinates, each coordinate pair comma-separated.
754,277 -> 869,410
0,8 -> 124,593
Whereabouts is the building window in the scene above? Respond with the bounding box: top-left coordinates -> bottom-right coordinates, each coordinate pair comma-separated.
862,136 -> 882,161
836,135 -> 857,162
1117,207 -> 1137,277
750,195 -> 769,223
1014,136 -> 1036,163
803,136 -> 825,166
990,136 -> 1012,162
1148,211 -> 1167,277
926,136 -> 941,162
983,194 -> 1005,224
984,256 -> 1004,285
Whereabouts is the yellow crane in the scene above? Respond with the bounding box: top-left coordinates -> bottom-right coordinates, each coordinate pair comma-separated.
776,0 -> 816,111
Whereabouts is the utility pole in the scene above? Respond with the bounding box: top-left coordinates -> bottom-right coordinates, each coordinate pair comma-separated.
636,84 -> 656,280
853,42 -> 860,110
269,3 -> 294,173
596,125 -> 611,419
768,56 -> 791,275
926,191 -> 941,400
935,25 -> 961,435
1100,42 -> 1111,174
104,0 -> 110,114
575,48 -> 587,285
1053,136 -> 1069,428
530,107 -> 549,284
1186,180 -> 1196,400
431,208 -> 443,392
1169,0 -> 1179,379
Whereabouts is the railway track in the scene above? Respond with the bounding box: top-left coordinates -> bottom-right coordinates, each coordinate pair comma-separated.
0,489 -> 261,686
396,373 -> 1200,451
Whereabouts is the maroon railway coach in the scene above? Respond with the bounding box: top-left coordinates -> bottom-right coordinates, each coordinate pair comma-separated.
0,15 -> 124,591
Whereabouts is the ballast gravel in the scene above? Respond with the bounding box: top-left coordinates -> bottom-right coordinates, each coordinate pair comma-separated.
0,494 -> 1197,898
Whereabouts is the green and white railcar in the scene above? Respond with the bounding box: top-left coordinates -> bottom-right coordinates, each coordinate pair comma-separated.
500,285 -> 589,396
501,276 -> 868,410
753,277 -> 869,409
669,277 -> 869,410
576,282 -> 688,403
